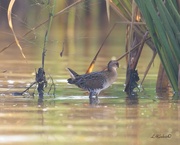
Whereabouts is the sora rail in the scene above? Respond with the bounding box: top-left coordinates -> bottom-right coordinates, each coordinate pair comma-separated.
67,60 -> 119,104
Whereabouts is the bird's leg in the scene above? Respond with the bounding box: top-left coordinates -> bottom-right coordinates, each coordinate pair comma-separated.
89,92 -> 98,105
89,92 -> 93,105
95,94 -> 99,104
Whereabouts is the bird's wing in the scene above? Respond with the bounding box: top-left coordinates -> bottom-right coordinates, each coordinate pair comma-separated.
75,72 -> 107,90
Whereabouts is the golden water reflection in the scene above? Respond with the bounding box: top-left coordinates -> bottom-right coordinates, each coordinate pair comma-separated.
0,47 -> 178,145
0,97 -> 179,145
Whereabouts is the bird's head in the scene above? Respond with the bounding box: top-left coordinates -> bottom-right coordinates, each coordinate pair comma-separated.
107,60 -> 119,70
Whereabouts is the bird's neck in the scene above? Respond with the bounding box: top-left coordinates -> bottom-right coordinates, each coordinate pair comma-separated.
108,67 -> 117,73
108,67 -> 118,80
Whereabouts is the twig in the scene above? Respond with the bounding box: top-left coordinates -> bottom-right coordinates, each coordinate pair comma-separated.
42,1 -> 56,69
116,36 -> 151,61
42,31 -> 47,69
37,0 -> 56,103
86,22 -> 150,73
140,52 -> 156,85
60,40 -> 65,57
86,23 -> 117,73
48,75 -> 56,97
21,81 -> 37,95
124,31 -> 149,94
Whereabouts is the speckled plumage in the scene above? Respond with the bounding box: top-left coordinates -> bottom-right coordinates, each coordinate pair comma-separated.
67,60 -> 119,104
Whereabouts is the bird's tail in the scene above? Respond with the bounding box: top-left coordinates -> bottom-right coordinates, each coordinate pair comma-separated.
66,68 -> 79,84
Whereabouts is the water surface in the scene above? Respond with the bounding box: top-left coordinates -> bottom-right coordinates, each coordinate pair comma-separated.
0,22 -> 179,145
0,95 -> 179,145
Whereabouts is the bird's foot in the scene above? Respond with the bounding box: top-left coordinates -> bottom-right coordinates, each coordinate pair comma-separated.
89,97 -> 99,105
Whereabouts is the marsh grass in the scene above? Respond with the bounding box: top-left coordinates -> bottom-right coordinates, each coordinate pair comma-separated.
7,0 -> 26,59
108,0 -> 157,94
135,0 -> 180,97
108,0 -> 180,98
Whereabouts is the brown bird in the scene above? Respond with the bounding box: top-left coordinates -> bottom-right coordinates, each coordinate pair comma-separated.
67,60 -> 119,104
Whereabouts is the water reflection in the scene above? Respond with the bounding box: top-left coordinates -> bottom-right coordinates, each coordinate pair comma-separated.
125,96 -> 139,145
126,93 -> 139,105
0,49 -> 178,144
0,95 -> 180,145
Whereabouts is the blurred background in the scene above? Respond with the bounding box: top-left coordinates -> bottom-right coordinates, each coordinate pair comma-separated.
0,0 -> 160,94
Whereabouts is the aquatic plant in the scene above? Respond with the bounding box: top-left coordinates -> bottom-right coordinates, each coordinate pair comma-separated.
135,0 -> 180,97
108,0 -> 156,94
108,0 -> 180,98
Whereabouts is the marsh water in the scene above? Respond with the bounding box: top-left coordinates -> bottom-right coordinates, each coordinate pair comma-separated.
0,39 -> 179,145
0,2 -> 179,143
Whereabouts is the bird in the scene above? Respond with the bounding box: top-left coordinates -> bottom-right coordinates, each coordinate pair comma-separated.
67,60 -> 119,105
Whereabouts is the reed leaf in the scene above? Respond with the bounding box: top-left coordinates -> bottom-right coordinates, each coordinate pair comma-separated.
111,0 -> 132,20
7,0 -> 26,59
105,0 -> 110,22
135,0 -> 180,93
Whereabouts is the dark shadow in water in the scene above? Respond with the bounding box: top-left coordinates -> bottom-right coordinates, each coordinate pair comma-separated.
126,93 -> 139,106
38,98 -> 44,106
125,93 -> 139,145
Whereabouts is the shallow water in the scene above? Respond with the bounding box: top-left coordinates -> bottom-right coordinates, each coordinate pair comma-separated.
0,56 -> 179,145
0,96 -> 179,145
0,16 -> 179,144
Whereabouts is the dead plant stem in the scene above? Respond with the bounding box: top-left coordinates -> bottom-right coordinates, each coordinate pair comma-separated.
86,23 -> 117,73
